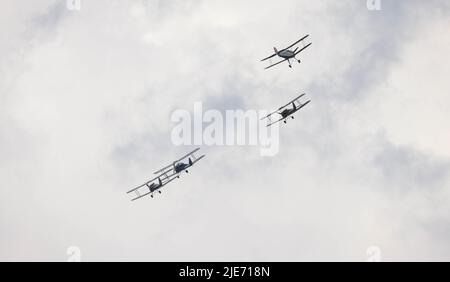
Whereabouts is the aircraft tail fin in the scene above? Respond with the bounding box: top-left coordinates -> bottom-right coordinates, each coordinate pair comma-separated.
273,47 -> 278,54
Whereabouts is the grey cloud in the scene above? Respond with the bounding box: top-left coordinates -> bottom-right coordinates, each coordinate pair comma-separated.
309,0 -> 450,102
373,140 -> 450,192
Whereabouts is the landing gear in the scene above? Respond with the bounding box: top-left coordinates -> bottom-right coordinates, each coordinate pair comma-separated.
185,170 -> 189,173
291,116 -> 295,119
288,59 -> 292,68
158,190 -> 162,194
284,120 -> 287,124
151,194 -> 154,198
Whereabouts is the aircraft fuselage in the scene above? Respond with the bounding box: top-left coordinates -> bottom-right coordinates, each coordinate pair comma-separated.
278,49 -> 295,59
281,109 -> 294,118
175,163 -> 190,173
148,183 -> 161,192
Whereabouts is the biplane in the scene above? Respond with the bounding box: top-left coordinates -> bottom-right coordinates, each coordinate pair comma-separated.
126,175 -> 177,201
261,35 -> 312,69
261,94 -> 311,127
154,148 -> 205,177
126,148 -> 205,201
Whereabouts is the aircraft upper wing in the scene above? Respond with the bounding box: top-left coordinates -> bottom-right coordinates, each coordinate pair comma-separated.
261,53 -> 277,62
294,42 -> 312,56
175,148 -> 200,163
153,163 -> 174,176
278,94 -> 306,110
284,34 -> 310,51
264,58 -> 289,70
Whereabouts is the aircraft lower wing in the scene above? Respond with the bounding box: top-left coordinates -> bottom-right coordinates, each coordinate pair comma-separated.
294,42 -> 312,56
261,53 -> 277,62
191,154 -> 205,166
266,117 -> 285,127
260,109 -> 281,121
264,58 -> 289,70
298,100 -> 311,110
130,191 -> 153,201
290,100 -> 311,115
179,154 -> 205,173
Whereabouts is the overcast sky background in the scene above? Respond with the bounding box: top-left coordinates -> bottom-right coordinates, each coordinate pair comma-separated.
1,0 -> 450,261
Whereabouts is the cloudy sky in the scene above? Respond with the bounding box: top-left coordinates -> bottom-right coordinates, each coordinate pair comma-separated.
1,0 -> 450,261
